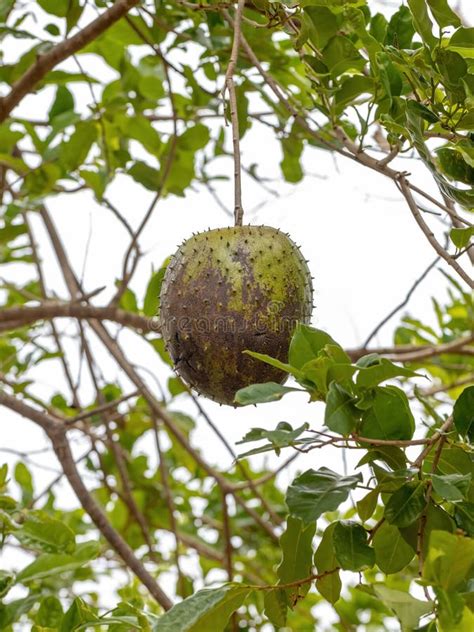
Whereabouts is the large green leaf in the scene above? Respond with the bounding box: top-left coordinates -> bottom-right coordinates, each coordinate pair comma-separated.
332,521 -> 375,571
17,541 -> 99,583
453,386 -> 474,441
373,585 -> 432,630
322,35 -> 366,77
373,522 -> 414,574
431,473 -> 471,502
426,0 -> 461,28
153,585 -> 251,632
15,511 -> 76,554
384,481 -> 427,527
288,324 -> 341,369
263,589 -> 287,629
286,468 -> 361,523
356,488 -> 379,522
324,382 -> 358,435
305,6 -> 339,49
277,515 -> 316,607
423,530 -> 474,591
360,386 -> 415,440
313,523 -> 341,604
407,0 -> 437,48
234,382 -> 301,406
356,358 -> 420,389
37,596 -> 64,628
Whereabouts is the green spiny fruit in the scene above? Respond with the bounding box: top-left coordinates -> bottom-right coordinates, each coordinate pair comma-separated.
159,225 -> 313,405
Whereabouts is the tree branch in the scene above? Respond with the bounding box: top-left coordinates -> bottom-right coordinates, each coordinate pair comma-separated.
0,0 -> 140,123
0,389 -> 173,610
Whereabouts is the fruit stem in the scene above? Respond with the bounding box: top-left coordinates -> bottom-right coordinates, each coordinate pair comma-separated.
224,0 -> 245,227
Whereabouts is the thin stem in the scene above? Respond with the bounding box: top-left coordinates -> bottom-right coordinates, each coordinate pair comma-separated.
224,0 -> 246,226
363,256 -> 440,347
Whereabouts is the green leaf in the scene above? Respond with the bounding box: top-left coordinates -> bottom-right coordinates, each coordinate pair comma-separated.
58,120 -> 97,171
453,386 -> 474,441
0,570 -> 15,599
450,226 -> 474,249
322,35 -> 366,77
324,382 -> 357,435
357,489 -> 379,522
17,541 -> 100,583
286,468 -> 361,523
234,382 -> 301,406
400,502 -> 454,555
263,589 -> 287,628
454,502 -> 474,536
119,287 -> 139,313
423,530 -> 474,591
438,147 -> 474,184
305,7 -> 339,49
15,511 -> 76,554
358,445 -> 407,471
288,324 -> 341,369
386,5 -> 415,48
436,49 -> 468,88
153,585 -> 251,632
14,462 -> 33,504
407,100 -> 440,124
426,0 -> 461,28
431,473 -> 471,502
332,520 -> 375,571
370,13 -> 388,43
356,358 -> 420,389
129,161 -> 160,191
79,169 -> 107,201
377,51 -> 403,99
143,263 -> 168,317
407,0 -> 437,48
48,85 -> 74,121
360,386 -> 415,441
60,597 -> 99,632
278,516 -> 316,607
280,136 -> 303,183
449,27 -> 474,58
0,597 -> 37,629
243,350 -> 302,378
373,522 -> 414,574
436,588 -> 465,631
178,124 -> 210,152
313,523 -> 341,604
384,481 -> 427,527
37,596 -> 64,628
373,585 -> 432,630
237,422 -> 309,457
335,75 -> 375,112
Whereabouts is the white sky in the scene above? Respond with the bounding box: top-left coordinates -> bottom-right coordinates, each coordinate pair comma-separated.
1,0 -> 473,624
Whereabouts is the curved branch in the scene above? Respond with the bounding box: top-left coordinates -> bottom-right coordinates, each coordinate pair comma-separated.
0,389 -> 173,611
1,303 -> 472,363
0,0 -> 140,123
0,302 -> 158,333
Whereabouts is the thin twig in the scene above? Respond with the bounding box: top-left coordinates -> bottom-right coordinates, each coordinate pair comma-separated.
363,256 -> 440,347
0,0 -> 140,122
397,176 -> 473,288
